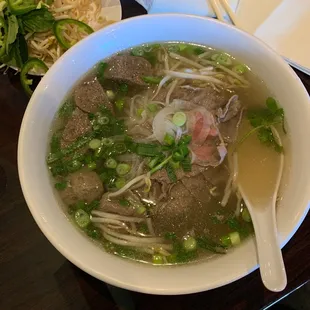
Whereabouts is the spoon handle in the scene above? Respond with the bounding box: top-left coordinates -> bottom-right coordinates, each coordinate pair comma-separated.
251,205 -> 287,292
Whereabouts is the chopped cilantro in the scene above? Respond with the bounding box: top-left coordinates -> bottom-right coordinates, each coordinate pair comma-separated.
236,97 -> 286,152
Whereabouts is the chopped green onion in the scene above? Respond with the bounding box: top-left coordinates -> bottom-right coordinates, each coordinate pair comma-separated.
115,98 -> 125,111
178,43 -> 188,51
220,235 -> 231,247
105,158 -> 117,169
97,62 -> 108,84
212,53 -> 233,66
67,160 -> 82,172
193,47 -> 205,55
75,209 -> 90,228
136,143 -> 161,157
137,108 -> 144,117
150,155 -> 173,174
119,83 -> 128,93
131,46 -> 144,56
172,151 -> 183,162
183,236 -> 197,251
178,44 -> 205,55
83,200 -> 100,213
172,112 -> 187,127
116,163 -> 131,176
168,44 -> 180,53
229,231 -> 241,246
143,44 -> 160,52
89,139 -> 101,150
148,157 -> 160,169
97,115 -> 109,125
136,206 -> 146,215
152,254 -> 164,264
114,143 -> 127,154
102,138 -> 113,146
164,133 -> 175,146
165,164 -> 177,183
106,90 -> 115,100
86,224 -> 101,239
147,103 -> 158,113
115,178 -> 126,189
179,134 -> 192,145
232,64 -> 247,75
94,147 -> 103,158
165,232 -> 177,240
87,162 -> 97,170
142,76 -> 162,84
55,181 -> 67,190
220,231 -> 241,247
119,199 -> 130,207
181,156 -> 192,172
169,159 -> 180,169
178,145 -> 190,158
242,208 -> 251,222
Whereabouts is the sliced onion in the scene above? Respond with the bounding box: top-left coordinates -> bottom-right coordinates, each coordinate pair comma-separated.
152,106 -> 176,143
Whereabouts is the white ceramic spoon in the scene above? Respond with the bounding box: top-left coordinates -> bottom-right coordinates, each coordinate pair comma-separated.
237,128 -> 287,292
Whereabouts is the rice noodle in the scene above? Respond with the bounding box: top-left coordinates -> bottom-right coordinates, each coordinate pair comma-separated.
101,226 -> 165,244
146,218 -> 155,236
91,210 -> 145,223
91,217 -> 128,227
104,233 -> 173,250
107,174 -> 148,198
158,248 -> 172,256
130,222 -> 137,233
164,70 -> 226,85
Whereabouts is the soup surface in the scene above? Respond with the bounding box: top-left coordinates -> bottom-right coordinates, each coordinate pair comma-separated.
47,42 -> 286,265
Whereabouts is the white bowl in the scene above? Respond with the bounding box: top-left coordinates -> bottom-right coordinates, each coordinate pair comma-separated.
18,14 -> 310,295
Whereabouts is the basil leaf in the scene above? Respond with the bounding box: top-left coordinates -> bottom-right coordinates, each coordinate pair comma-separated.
18,33 -> 28,64
5,34 -> 28,68
21,8 -> 54,33
6,15 -> 19,54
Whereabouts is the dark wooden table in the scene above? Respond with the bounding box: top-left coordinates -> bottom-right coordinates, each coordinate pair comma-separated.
0,2 -> 309,309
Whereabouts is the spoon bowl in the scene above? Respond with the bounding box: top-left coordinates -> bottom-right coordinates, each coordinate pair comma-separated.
238,127 -> 287,292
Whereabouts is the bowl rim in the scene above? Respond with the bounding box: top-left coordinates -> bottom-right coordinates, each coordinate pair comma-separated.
18,13 -> 310,295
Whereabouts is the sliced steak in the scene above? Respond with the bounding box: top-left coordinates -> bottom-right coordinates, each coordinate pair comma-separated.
191,136 -> 226,167
61,108 -> 91,148
60,170 -> 104,205
152,182 -> 197,237
151,164 -> 204,185
105,55 -> 152,86
217,95 -> 241,122
181,173 -> 212,204
99,197 -> 137,216
74,78 -> 113,114
218,110 -> 243,143
202,164 -> 230,187
152,175 -> 213,237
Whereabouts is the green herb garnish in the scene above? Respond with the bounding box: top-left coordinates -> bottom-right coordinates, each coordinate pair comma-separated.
237,97 -> 285,152
165,163 -> 177,183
